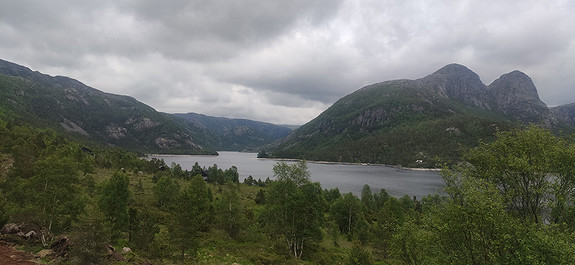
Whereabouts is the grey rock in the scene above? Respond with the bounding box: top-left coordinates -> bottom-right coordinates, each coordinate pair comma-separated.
551,103 -> 575,127
420,63 -> 492,109
0,223 -> 20,234
488,70 -> 552,123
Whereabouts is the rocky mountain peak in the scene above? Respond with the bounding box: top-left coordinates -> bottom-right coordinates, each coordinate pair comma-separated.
488,70 -> 550,123
488,70 -> 546,108
420,63 -> 491,109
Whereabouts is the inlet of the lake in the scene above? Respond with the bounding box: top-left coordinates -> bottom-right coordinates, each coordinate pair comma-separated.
150,151 -> 445,199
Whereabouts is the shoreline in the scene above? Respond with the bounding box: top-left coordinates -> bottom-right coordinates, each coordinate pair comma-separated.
257,157 -> 442,172
149,152 -> 442,172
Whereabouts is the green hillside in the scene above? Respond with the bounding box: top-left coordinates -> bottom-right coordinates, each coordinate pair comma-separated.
173,112 -> 292,152
0,70 -> 217,154
270,79 -> 515,167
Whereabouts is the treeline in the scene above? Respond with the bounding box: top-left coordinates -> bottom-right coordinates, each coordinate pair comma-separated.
2,119 -> 575,264
269,114 -> 514,168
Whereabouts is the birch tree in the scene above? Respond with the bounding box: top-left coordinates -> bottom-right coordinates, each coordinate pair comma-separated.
465,125 -> 574,224
265,161 -> 325,259
215,181 -> 243,238
7,156 -> 85,246
99,171 -> 131,242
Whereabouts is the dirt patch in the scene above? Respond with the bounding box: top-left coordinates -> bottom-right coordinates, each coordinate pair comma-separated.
0,241 -> 38,265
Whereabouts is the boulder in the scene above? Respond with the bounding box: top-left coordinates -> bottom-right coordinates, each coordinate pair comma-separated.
23,230 -> 37,240
37,249 -> 55,259
0,223 -> 20,234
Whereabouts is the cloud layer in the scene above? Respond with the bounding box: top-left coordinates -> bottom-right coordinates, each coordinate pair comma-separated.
1,0 -> 574,124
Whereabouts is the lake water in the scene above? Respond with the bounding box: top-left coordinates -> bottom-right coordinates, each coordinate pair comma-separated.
150,152 -> 445,199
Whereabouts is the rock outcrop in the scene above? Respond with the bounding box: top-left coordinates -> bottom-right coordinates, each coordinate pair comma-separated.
420,63 -> 492,109
488,70 -> 552,123
551,103 -> 575,127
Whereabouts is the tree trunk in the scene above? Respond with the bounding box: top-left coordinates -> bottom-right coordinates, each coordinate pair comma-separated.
348,204 -> 353,235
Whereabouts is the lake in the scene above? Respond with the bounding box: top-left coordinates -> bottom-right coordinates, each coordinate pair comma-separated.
150,152 -> 445,199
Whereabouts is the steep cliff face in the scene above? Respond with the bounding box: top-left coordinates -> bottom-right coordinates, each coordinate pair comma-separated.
488,71 -> 552,123
420,64 -> 492,109
551,103 -> 575,127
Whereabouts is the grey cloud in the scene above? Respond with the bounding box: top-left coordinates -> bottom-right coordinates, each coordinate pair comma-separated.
1,0 -> 575,125
119,0 -> 345,61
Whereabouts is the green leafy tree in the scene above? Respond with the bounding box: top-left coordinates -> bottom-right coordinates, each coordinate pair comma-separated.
399,195 -> 416,213
331,192 -> 363,237
10,142 -> 38,178
371,196 -> 405,255
264,161 -> 325,259
273,160 -> 310,185
215,182 -> 243,238
98,171 -> 131,242
244,175 -> 255,186
191,161 -> 203,177
153,175 -> 180,209
324,187 -> 342,204
549,139 -> 575,226
224,165 -> 240,183
391,220 -> 437,265
373,188 -> 390,211
170,175 -> 211,260
429,173 -> 527,264
347,240 -> 374,265
170,162 -> 186,179
129,206 -> 161,254
254,188 -> 265,204
69,204 -> 110,265
361,184 -> 375,211
465,125 -> 572,224
207,164 -> 224,184
5,156 -> 86,246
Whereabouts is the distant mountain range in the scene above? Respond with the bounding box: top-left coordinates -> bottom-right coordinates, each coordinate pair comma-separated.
2,58 -> 574,165
267,64 -> 575,167
172,112 -> 292,152
0,59 -> 292,154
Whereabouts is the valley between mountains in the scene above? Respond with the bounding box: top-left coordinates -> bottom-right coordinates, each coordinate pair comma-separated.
1,58 -> 574,167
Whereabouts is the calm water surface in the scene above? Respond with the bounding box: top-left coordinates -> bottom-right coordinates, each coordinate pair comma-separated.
151,152 -> 445,199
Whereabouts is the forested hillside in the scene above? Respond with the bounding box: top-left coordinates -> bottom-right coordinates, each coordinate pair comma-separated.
269,64 -> 574,167
0,58 -> 291,154
172,112 -> 292,152
2,119 -> 575,264
0,59 -> 217,154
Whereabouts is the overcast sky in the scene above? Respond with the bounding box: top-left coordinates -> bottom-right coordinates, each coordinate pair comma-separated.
1,0 -> 574,125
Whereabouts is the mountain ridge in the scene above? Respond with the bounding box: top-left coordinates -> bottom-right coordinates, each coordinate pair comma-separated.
0,59 -> 289,154
172,112 -> 292,152
268,63 -> 574,167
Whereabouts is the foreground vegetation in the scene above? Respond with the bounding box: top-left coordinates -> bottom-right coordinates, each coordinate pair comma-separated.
1,117 -> 575,264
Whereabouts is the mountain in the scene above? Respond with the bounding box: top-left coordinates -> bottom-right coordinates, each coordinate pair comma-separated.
551,103 -> 575,128
172,112 -> 292,151
421,63 -> 493,109
268,64 -> 565,167
488,70 -> 553,124
0,59 -> 216,154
